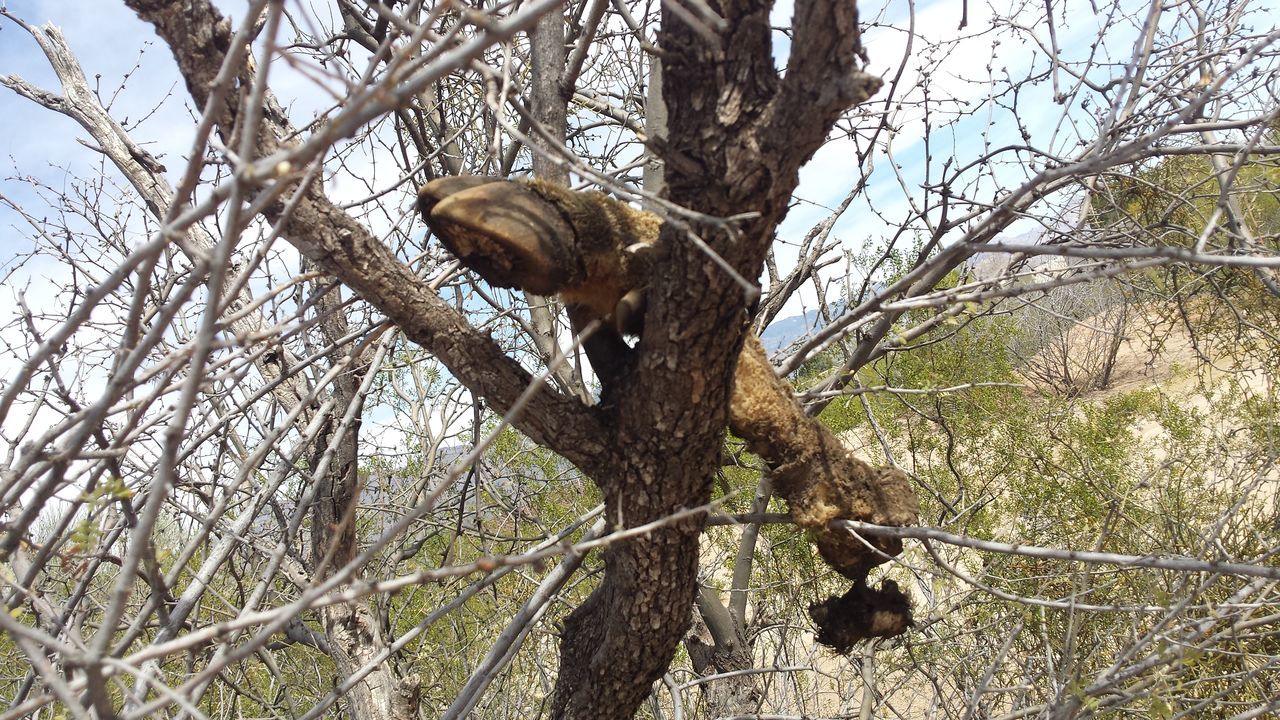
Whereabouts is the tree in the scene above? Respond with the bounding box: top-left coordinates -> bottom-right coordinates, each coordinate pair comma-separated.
1,0 -> 1278,718
1005,279 -> 1131,396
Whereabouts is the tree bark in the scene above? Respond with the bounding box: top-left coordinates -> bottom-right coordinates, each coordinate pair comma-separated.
687,586 -> 762,715
525,2 -> 589,399
550,1 -> 887,713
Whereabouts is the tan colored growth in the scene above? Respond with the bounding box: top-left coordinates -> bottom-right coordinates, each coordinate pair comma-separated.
418,177 -> 920,651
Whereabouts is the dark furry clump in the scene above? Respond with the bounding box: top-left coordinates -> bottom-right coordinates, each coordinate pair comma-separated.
809,579 -> 913,654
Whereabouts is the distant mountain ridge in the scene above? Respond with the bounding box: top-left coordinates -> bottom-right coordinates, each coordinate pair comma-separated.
760,305 -> 842,352
759,231 -> 1047,353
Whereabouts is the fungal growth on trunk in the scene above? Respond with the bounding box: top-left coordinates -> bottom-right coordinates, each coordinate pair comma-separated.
419,176 -> 919,651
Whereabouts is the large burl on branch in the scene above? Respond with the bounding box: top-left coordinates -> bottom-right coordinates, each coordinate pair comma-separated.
419,177 -> 919,652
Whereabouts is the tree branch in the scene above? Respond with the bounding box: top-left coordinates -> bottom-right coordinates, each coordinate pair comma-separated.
123,0 -> 609,475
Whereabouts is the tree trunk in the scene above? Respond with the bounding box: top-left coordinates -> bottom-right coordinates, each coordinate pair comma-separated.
525,3 -> 588,399
687,586 -> 762,716
549,1 -> 884,714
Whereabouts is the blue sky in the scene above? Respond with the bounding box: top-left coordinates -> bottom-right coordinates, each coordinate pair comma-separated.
1,1 -> 199,181
3,0 -> 1278,324
1,0 -> 1045,249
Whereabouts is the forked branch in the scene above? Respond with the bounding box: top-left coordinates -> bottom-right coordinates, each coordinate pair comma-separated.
419,177 -> 919,650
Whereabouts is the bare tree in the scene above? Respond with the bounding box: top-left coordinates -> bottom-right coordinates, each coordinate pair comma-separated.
1006,279 -> 1131,396
2,0 -> 1279,718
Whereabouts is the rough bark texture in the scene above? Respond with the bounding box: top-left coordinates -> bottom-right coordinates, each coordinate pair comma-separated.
420,180 -> 918,585
525,6 -> 587,398
544,0 -> 885,702
307,275 -> 424,719
688,586 -> 762,715
418,176 -> 919,707
637,0 -> 891,679
732,335 -> 918,581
